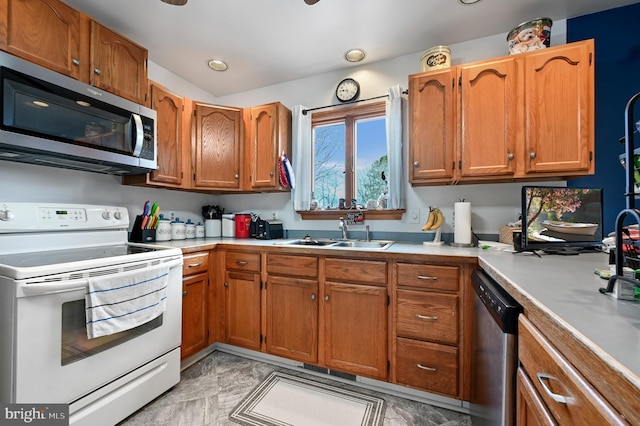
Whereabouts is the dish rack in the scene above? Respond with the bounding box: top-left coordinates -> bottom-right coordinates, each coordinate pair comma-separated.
601,92 -> 640,295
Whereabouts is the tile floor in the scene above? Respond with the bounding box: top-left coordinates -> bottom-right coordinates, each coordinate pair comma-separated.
118,351 -> 472,426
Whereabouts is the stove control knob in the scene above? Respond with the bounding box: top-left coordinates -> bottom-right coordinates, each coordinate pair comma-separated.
114,211 -> 123,220
0,208 -> 15,221
102,211 -> 111,220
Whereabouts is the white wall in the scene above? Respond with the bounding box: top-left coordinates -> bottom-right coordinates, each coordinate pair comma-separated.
0,22 -> 567,238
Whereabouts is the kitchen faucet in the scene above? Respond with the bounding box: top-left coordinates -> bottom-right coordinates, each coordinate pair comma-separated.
339,217 -> 348,240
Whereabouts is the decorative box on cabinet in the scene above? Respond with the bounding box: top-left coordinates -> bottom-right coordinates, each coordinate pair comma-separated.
181,251 -> 210,360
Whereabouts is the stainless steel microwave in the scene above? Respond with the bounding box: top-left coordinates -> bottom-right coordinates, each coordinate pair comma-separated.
0,51 -> 156,175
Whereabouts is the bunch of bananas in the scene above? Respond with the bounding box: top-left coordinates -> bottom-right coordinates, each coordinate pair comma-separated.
422,207 -> 444,231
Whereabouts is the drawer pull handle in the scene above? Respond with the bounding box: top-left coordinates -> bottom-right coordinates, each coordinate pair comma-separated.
417,275 -> 437,280
188,262 -> 203,268
536,373 -> 568,404
417,364 -> 437,372
416,314 -> 438,320
311,294 -> 316,301
236,261 -> 248,266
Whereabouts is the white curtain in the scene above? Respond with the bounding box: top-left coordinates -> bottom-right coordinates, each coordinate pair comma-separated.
292,105 -> 312,211
386,84 -> 404,209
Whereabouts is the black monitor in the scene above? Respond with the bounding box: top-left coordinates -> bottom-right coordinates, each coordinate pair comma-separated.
521,186 -> 603,254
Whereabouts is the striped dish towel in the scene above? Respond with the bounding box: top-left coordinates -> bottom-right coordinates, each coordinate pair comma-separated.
85,264 -> 171,339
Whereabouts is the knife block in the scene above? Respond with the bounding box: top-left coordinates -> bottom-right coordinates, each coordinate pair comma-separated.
129,215 -> 156,243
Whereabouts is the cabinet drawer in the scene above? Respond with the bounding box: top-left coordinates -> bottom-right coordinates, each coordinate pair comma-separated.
225,251 -> 260,272
518,316 -> 626,425
396,263 -> 459,291
396,289 -> 458,345
182,252 -> 209,276
395,337 -> 458,397
267,254 -> 318,278
325,257 -> 387,285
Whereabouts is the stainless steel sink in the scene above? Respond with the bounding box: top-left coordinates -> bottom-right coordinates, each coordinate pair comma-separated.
331,240 -> 394,249
277,237 -> 394,250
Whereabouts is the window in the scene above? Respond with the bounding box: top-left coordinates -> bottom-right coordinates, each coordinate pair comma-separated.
311,101 -> 388,210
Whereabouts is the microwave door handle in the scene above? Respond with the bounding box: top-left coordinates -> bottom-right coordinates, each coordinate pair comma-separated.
131,113 -> 144,157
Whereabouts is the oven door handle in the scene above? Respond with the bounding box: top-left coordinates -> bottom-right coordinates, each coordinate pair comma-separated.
19,257 -> 183,296
20,278 -> 90,295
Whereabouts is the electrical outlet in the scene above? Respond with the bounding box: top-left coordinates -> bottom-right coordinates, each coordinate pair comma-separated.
408,208 -> 420,224
169,211 -> 175,221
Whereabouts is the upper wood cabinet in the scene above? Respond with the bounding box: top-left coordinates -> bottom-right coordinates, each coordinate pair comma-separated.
123,82 -> 190,188
409,67 -> 456,184
0,0 -> 149,105
0,0 -> 82,78
523,41 -> 594,175
193,103 -> 243,191
89,21 -> 148,105
244,102 -> 292,191
409,39 -> 594,185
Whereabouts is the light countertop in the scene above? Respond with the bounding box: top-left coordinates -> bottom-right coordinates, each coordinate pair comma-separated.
148,237 -> 640,388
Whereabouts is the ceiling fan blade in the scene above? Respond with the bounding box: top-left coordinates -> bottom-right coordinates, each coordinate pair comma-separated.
304,0 -> 320,4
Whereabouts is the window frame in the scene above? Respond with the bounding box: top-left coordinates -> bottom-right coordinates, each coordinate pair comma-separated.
297,100 -> 404,220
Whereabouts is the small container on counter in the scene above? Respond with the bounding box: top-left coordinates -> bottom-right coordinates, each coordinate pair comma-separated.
222,214 -> 235,238
171,218 -> 186,240
155,214 -> 172,241
205,219 -> 222,238
195,222 -> 205,238
235,213 -> 251,238
185,219 -> 195,239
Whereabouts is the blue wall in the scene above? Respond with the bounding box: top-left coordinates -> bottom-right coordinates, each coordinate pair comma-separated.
567,3 -> 640,234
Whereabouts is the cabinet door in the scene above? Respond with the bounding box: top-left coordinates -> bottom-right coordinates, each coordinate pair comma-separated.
323,282 -> 388,380
149,82 -> 186,186
265,275 -> 318,363
523,40 -> 594,174
224,270 -> 261,350
247,104 -> 278,190
89,21 -> 148,105
193,103 -> 243,190
181,272 -> 208,360
409,68 -> 456,183
0,0 -> 82,78
459,57 -> 518,178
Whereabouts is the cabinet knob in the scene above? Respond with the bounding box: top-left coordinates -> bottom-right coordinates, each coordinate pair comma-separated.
94,68 -> 101,75
507,153 -> 514,160
182,290 -> 188,297
311,294 -> 316,301
72,58 -> 80,66
269,172 -> 274,177
224,282 -> 229,287
324,295 -> 329,301
529,152 -> 536,159
234,174 -> 239,179
413,161 -> 419,168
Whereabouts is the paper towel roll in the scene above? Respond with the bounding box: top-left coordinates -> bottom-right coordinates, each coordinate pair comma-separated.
454,201 -> 472,245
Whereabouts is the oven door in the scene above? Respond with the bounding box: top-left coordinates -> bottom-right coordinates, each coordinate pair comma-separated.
11,256 -> 182,404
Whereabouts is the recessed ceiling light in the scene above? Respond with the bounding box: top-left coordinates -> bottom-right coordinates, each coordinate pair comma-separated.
161,0 -> 187,5
345,49 -> 366,63
207,59 -> 228,71
459,0 -> 480,4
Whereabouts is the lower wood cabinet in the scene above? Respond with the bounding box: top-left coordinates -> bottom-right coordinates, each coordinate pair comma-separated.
265,254 -> 319,363
517,315 -> 625,425
223,251 -> 261,350
181,251 -> 210,360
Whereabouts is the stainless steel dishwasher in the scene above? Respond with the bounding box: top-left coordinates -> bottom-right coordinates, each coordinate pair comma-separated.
469,270 -> 522,426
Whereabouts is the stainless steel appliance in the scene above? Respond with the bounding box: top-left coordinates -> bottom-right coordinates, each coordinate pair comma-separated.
0,203 -> 183,426
0,51 -> 156,174
469,270 -> 522,426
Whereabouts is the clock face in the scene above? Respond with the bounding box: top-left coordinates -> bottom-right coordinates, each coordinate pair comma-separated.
336,78 -> 360,102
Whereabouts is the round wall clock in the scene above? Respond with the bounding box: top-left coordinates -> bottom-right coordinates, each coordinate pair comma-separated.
335,78 -> 360,103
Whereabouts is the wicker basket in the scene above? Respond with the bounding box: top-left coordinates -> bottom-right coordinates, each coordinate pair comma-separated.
499,226 -> 520,245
